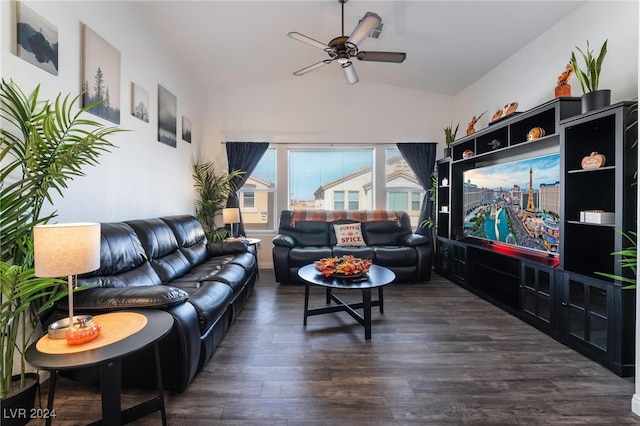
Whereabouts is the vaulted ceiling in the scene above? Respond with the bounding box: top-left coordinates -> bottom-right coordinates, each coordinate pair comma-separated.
136,1 -> 586,95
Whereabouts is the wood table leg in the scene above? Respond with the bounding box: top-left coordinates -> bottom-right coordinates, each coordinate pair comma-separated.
45,371 -> 57,426
362,288 -> 372,340
304,285 -> 310,326
154,343 -> 168,426
99,359 -> 122,425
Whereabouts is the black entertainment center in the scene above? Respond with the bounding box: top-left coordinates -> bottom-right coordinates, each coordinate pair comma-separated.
435,97 -> 637,377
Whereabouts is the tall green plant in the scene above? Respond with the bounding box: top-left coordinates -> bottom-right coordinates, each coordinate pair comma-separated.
192,161 -> 244,241
570,39 -> 607,94
0,79 -> 122,397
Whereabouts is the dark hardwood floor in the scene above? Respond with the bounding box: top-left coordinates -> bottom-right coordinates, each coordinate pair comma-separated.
32,270 -> 638,425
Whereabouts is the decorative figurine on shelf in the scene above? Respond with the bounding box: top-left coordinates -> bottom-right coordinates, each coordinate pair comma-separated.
462,149 -> 474,159
466,111 -> 486,136
581,151 -> 606,169
489,139 -> 502,150
527,127 -> 546,140
555,61 -> 574,98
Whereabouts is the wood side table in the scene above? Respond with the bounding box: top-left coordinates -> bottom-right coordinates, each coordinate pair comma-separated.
25,310 -> 173,426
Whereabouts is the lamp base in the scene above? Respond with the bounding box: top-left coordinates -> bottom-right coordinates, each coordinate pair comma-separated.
47,315 -> 95,339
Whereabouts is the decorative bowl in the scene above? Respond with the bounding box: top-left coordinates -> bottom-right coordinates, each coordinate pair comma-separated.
314,255 -> 372,278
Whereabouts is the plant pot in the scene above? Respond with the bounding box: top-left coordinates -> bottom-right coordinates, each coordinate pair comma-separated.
1,373 -> 38,426
581,89 -> 611,113
443,147 -> 452,158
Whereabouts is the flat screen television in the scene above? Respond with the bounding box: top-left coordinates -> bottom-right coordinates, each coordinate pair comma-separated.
462,152 -> 561,256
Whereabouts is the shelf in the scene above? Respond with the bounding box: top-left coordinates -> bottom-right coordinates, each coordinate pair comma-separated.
567,165 -> 615,174
566,220 -> 615,228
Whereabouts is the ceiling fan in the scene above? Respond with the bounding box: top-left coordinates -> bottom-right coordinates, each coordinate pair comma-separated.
288,0 -> 407,85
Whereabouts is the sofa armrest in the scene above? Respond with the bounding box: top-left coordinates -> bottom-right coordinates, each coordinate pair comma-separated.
272,233 -> 297,248
68,286 -> 189,312
207,240 -> 249,256
400,233 -> 431,247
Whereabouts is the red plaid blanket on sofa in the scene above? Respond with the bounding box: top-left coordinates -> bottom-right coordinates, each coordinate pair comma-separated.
290,210 -> 402,227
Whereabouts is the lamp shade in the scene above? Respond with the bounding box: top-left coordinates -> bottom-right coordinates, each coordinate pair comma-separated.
222,208 -> 240,224
34,223 -> 101,277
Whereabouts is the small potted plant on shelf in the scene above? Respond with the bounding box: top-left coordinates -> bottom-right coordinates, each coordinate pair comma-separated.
0,79 -> 122,423
443,122 -> 459,157
570,39 -> 609,113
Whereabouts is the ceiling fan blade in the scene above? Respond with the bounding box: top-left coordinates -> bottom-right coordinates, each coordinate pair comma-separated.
341,62 -> 359,85
293,59 -> 333,76
346,12 -> 382,47
357,51 -> 407,63
287,32 -> 329,50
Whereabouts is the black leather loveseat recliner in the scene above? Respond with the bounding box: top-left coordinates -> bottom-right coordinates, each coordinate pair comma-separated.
44,215 -> 257,392
272,210 -> 432,283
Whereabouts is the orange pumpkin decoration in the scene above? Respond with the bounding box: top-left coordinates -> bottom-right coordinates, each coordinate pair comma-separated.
581,152 -> 606,169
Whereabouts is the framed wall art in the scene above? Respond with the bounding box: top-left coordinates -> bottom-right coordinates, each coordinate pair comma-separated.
16,2 -> 58,75
182,116 -> 192,143
158,84 -> 177,147
131,82 -> 149,123
82,24 -> 121,124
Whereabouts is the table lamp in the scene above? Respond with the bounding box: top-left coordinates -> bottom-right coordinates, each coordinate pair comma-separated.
222,208 -> 240,239
34,223 -> 101,344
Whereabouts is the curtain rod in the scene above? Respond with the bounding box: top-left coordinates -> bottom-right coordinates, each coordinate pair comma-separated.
220,142 -> 424,146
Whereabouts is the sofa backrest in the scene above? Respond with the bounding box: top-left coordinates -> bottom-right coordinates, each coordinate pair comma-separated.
78,222 -> 163,288
278,210 -> 412,247
126,218 -> 193,284
161,215 -> 208,266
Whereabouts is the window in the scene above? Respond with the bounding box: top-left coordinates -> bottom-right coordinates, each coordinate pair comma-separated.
348,191 -> 359,210
240,146 -> 427,233
238,148 -> 276,232
289,149 -> 373,210
385,148 -> 424,227
411,192 -> 421,211
242,191 -> 255,209
388,191 -> 408,210
334,191 -> 345,210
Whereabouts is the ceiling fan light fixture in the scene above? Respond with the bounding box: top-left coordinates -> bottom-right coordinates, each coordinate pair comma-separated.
341,61 -> 359,85
346,12 -> 382,47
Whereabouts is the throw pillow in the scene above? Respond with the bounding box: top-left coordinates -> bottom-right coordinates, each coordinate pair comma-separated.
333,223 -> 366,247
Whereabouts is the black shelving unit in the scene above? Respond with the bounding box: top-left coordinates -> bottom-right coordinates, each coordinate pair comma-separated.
434,98 -> 637,377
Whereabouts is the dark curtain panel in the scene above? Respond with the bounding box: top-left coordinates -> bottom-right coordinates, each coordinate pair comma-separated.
396,142 -> 437,236
225,142 -> 269,236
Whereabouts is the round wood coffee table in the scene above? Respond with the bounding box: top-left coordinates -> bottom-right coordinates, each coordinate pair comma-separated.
297,264 -> 395,340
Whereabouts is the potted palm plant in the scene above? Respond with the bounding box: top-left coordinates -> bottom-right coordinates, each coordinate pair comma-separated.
192,161 -> 245,241
571,39 -> 609,113
443,122 -> 459,157
0,79 -> 122,422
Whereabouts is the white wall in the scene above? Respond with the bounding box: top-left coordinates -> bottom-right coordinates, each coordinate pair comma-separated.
1,0 -> 208,223
452,1 -> 639,132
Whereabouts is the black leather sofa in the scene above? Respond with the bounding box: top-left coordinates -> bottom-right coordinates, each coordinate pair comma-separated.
272,210 -> 432,283
45,215 -> 257,392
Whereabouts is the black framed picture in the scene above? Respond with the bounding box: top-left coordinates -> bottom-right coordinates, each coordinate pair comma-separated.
158,85 -> 177,147
82,24 -> 121,124
16,3 -> 58,75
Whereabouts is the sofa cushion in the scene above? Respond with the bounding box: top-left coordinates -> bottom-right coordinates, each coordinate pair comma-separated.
288,247 -> 333,266
161,215 -> 208,266
170,280 -> 233,333
362,220 -> 410,246
72,285 -> 189,311
77,222 -> 163,288
373,246 -> 418,267
333,223 -> 366,246
127,218 -> 192,283
332,246 -> 376,259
